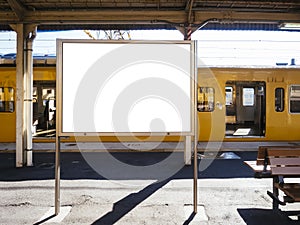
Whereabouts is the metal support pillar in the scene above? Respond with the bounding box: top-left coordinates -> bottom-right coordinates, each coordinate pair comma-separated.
10,23 -> 37,167
175,25 -> 196,41
12,24 -> 25,167
184,25 -> 192,41
24,27 -> 36,166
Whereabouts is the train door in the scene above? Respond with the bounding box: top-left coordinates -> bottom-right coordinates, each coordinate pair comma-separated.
225,81 -> 265,137
33,81 -> 56,137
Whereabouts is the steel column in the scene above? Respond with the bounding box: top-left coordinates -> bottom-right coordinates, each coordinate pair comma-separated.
24,27 -> 36,166
12,24 -> 25,167
10,24 -> 37,167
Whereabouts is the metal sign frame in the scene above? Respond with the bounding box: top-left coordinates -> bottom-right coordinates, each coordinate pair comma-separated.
55,39 -> 198,215
56,39 -> 195,136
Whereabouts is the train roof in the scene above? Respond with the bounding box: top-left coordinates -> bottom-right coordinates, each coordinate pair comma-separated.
0,55 -> 299,69
0,54 -> 56,66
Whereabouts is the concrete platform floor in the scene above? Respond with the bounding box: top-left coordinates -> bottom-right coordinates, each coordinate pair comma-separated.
0,151 -> 300,225
1,141 -> 300,152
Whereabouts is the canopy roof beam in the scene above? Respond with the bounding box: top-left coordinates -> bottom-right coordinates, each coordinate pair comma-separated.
0,10 -> 299,26
7,0 -> 27,21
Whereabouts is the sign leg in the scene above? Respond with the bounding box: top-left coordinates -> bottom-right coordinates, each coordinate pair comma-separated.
193,136 -> 198,213
55,136 -> 61,215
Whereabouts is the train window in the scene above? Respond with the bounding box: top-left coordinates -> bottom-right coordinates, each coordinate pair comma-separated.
197,87 -> 214,112
275,88 -> 284,112
242,88 -> 254,106
0,87 -> 14,112
42,88 -> 55,106
225,86 -> 233,106
289,85 -> 300,113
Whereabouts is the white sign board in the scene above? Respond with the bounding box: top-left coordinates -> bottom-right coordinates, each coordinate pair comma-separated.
57,40 -> 196,136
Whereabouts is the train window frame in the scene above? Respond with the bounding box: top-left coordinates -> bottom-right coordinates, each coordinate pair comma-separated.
289,85 -> 300,114
197,87 -> 215,112
275,87 -> 284,112
242,87 -> 255,106
0,87 -> 15,113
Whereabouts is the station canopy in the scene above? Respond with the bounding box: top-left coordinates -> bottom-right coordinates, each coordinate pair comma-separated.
0,0 -> 300,31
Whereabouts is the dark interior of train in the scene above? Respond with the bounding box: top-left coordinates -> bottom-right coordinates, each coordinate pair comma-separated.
225,81 -> 266,137
33,81 -> 56,138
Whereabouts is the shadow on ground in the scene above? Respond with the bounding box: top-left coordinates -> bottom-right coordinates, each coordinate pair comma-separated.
91,178 -> 171,225
2,151 -> 298,224
238,208 -> 300,225
0,151 -> 257,181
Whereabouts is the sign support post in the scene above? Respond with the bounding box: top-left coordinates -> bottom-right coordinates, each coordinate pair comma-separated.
55,135 -> 61,215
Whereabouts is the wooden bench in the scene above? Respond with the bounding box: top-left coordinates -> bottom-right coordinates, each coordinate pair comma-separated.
244,146 -> 299,178
245,146 -> 300,210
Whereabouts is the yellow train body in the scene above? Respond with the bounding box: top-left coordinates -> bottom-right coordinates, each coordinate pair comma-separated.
0,64 -> 300,142
198,67 -> 300,142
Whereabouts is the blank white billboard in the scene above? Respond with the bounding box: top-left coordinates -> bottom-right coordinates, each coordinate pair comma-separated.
57,40 -> 195,135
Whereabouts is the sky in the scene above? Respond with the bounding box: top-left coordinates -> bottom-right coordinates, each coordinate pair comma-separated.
0,29 -> 300,67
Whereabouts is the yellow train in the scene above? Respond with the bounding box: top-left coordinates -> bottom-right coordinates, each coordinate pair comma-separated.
0,57 -> 300,142
198,67 -> 300,142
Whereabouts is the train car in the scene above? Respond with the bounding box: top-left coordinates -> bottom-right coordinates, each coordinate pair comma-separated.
198,66 -> 300,142
0,57 -> 56,142
0,57 -> 300,142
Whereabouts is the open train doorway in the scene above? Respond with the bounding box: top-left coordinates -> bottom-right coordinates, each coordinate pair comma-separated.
32,81 -> 56,138
225,81 -> 266,137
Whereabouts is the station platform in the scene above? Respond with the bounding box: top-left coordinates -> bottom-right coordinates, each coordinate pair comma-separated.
1,147 -> 300,224
1,141 -> 300,152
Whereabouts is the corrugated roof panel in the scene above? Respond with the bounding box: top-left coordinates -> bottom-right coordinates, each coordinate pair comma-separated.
0,1 -> 299,31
